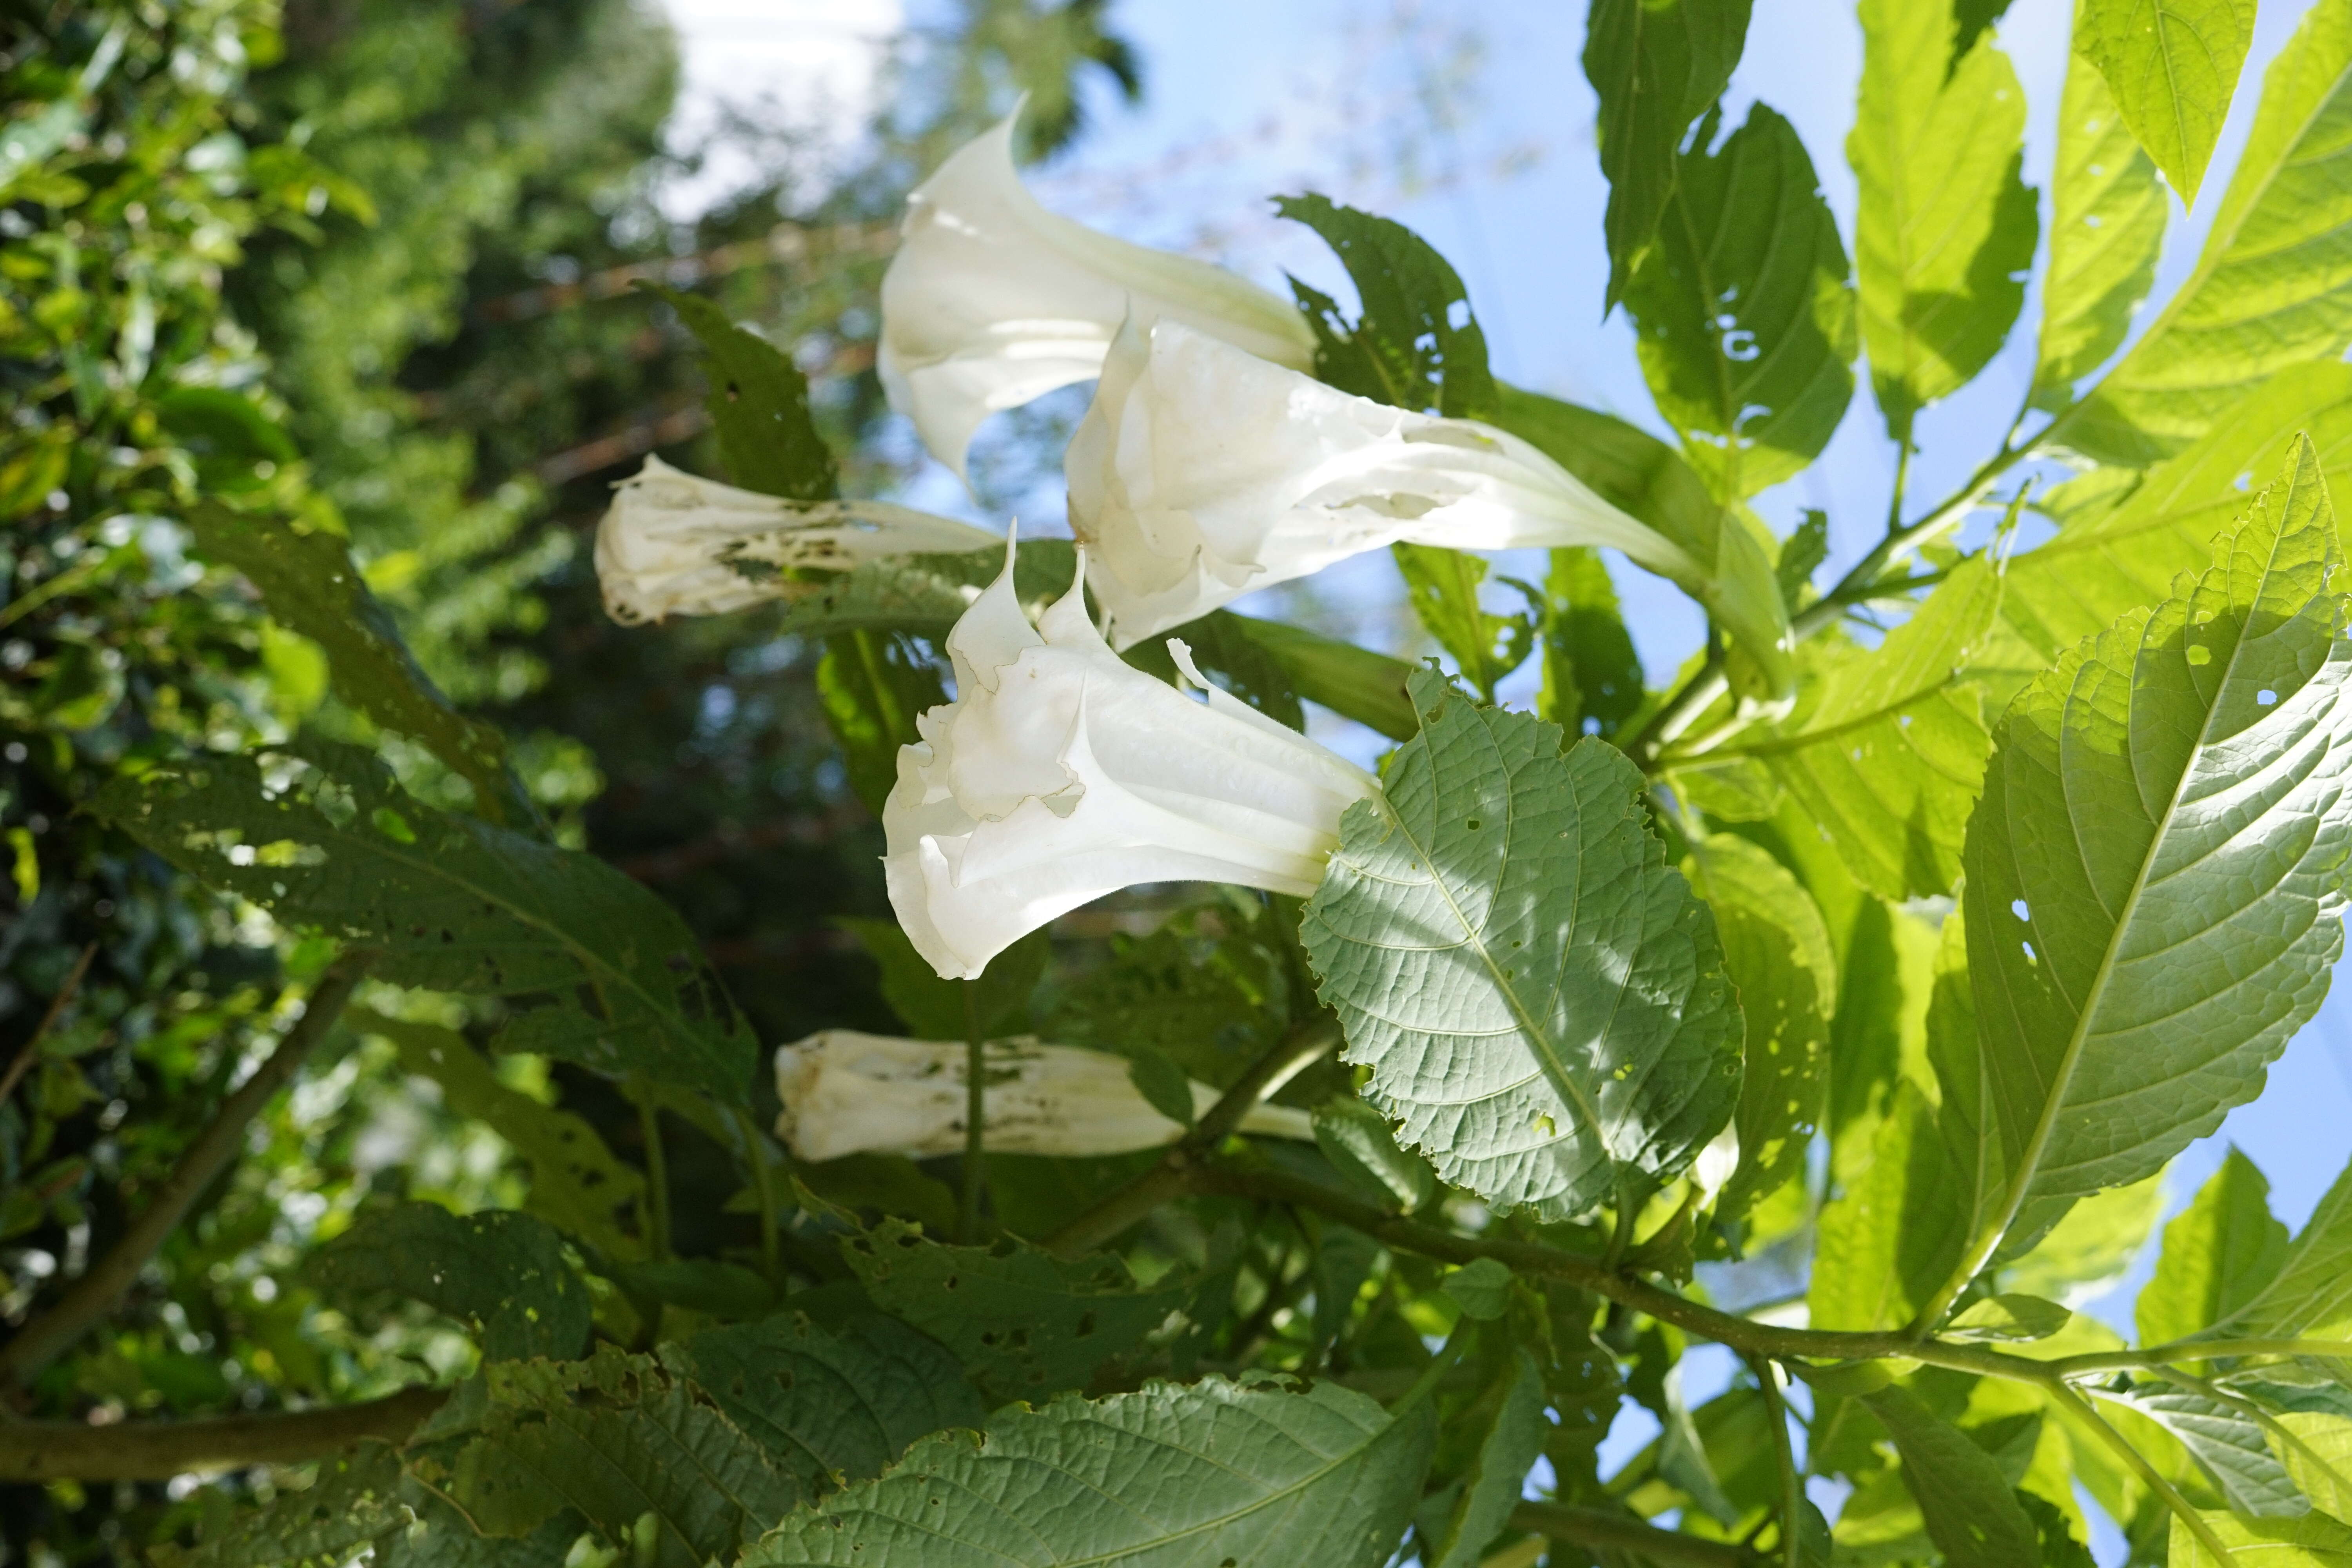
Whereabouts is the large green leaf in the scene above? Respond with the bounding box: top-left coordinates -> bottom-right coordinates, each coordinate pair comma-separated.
1860,1386 -> 2042,1568
1680,833 -> 1833,1223
2060,0 -> 2352,463
2031,20 -> 2168,412
307,1203 -> 591,1362
1277,194 -> 1497,419
2137,1148 -> 2290,1349
187,505 -> 534,829
1707,556 -> 2004,901
1301,670 -> 1744,1220
742,1376 -> 1435,1568
1622,103 -> 1857,499
1850,0 -> 2038,442
95,739 -> 752,1102
677,1313 -> 984,1493
154,1443 -> 416,1568
1581,0 -> 1754,307
2277,1412 -> 2352,1517
1964,439 -> 2352,1274
434,1350 -> 797,1567
2112,1385 -> 2307,1516
2079,0 -> 2254,207
2214,1151 -> 2352,1343
2006,362 -> 2352,662
838,1220 -> 1187,1399
1489,387 -> 1795,704
2171,1511 -> 2352,1568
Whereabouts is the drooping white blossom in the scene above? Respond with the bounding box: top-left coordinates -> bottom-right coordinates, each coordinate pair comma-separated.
594,456 -> 1000,624
877,110 -> 1315,478
882,539 -> 1380,980
773,1030 -> 1314,1160
1065,316 -> 1704,648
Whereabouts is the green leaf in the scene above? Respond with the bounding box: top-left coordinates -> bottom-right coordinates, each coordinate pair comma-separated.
307,1203 -> 590,1361
1860,1385 -> 2042,1568
156,1443 -> 416,1568
1777,510 -> 1830,608
1392,543 -> 1533,702
2138,1147 -> 2290,1350
96,739 -> 752,1103
744,1376 -> 1435,1568
2001,1169 -> 2166,1300
645,283 -> 836,503
1487,385 -> 1797,707
1623,103 -> 1857,499
1313,1096 -> 1437,1213
1427,1350 -> 1548,1568
187,505 -> 532,828
2005,361 -> 2352,662
1530,547 -> 1646,741
2276,1411 -> 2352,1518
1125,1048 -> 1196,1127
1301,670 -> 1744,1220
1964,438 -> 2352,1261
1276,194 -> 1496,419
838,1219 -> 1187,1399
1850,0 -> 2038,443
606,1259 -> 777,1320
2060,1 -> 2352,463
838,918 -> 1046,1043
1045,906 -> 1289,1085
1120,609 -> 1307,732
1443,1258 -> 1516,1321
1225,613 -> 1419,740
2114,1385 -> 2308,1516
816,630 -> 947,817
1581,0 -> 1754,307
2079,0 -> 2254,207
359,1012 -> 646,1262
2171,1510 -> 2352,1568
1811,1080 -> 1971,1332
1946,1294 -> 2073,1341
438,1349 -> 797,1566
1679,833 -> 1834,1223
2215,1150 -> 2352,1343
1725,556 -> 2004,901
677,1312 -> 984,1493
2031,23 -> 2169,412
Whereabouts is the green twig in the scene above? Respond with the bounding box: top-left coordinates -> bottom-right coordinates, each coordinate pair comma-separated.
958,987 -> 987,1243
1745,1353 -> 1805,1568
731,1105 -> 783,1282
635,1082 -> 672,1261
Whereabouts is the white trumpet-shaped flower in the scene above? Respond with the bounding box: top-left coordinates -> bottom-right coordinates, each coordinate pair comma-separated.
883,540 -> 1380,980
1066,317 -> 1707,648
877,109 -> 1315,477
773,1029 -> 1314,1161
594,456 -> 1001,624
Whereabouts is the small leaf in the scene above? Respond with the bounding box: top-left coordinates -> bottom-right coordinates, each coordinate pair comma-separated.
308,1204 -> 590,1362
1945,1294 -> 2073,1342
1313,1096 -> 1436,1213
2215,1149 -> 2352,1345
1276,194 -> 1496,419
644,283 -> 836,503
1442,1258 -> 1515,1321
815,630 -> 947,817
1861,1384 -> 2042,1568
1427,1350 -> 1548,1568
1125,1048 -> 1196,1128
2079,0 -> 2254,207
1226,613 -> 1418,740
1530,546 -> 1645,740
2137,1147 -> 2289,1351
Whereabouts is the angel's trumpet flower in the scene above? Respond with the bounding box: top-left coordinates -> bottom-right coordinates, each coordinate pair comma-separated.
593,456 -> 1000,624
877,110 -> 1314,477
882,539 -> 1379,980
1066,317 -> 1705,648
773,1030 -> 1314,1160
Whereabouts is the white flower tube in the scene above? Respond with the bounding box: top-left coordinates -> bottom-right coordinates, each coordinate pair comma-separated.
773,1029 -> 1314,1160
594,456 -> 1001,624
877,109 -> 1315,477
1066,317 -> 1704,648
883,539 -> 1380,980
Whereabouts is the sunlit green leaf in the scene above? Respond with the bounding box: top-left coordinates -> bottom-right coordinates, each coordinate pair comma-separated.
2138,1148 -> 2290,1350
1278,194 -> 1496,419
2078,0 -> 2254,207
1861,1385 -> 2042,1568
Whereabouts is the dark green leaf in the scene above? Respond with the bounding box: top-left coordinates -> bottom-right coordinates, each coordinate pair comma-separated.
744,1376 -> 1435,1568
96,740 -> 753,1102
815,630 -> 947,817
1861,1385 -> 2042,1568
838,918 -> 1046,1043
1302,670 -> 1744,1218
1119,609 -> 1306,731
606,1259 -> 776,1321
1851,0 -> 2038,443
1045,906 -> 1289,1085
1125,1048 -> 1196,1128
1624,102 -> 1857,495
154,1443 -> 415,1568
1442,1258 -> 1515,1322
1313,1096 -> 1437,1213
1582,0 -> 1753,307
677,1312 -> 984,1492
1428,1349 -> 1548,1568
1528,546 -> 1644,740
307,1203 -> 590,1361
838,1219 -> 1186,1399
1276,193 -> 1497,419
646,283 -> 836,502
1226,614 -> 1418,739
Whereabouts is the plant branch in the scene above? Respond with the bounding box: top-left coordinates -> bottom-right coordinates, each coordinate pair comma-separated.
1745,1353 -> 1805,1568
731,1105 -> 783,1281
0,951 -> 374,1389
0,941 -> 97,1108
959,989 -> 987,1243
1508,1501 -> 1762,1567
2049,1381 -> 2236,1563
2044,1338 -> 2351,1377
1041,1021 -> 1341,1257
0,1387 -> 444,1480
